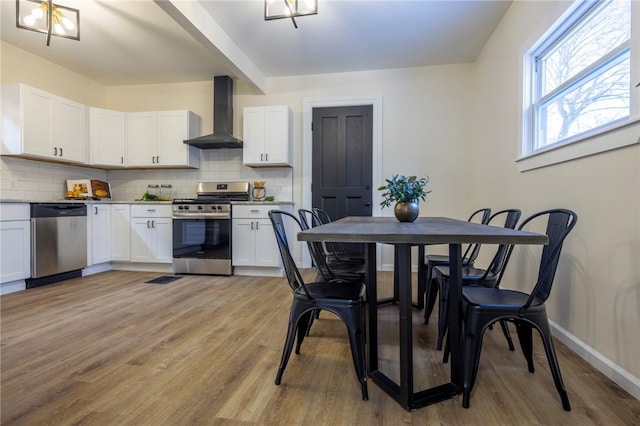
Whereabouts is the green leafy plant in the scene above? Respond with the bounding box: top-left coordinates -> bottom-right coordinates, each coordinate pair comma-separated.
378,174 -> 431,208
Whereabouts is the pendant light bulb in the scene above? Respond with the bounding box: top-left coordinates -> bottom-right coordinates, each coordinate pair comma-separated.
23,14 -> 37,26
31,7 -> 44,20
61,16 -> 75,30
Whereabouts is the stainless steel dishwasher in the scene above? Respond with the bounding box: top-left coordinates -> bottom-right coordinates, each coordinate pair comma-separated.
27,203 -> 87,288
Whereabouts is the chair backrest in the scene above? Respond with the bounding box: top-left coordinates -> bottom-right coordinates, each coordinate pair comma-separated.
497,209 -> 577,306
313,208 -> 332,225
297,209 -> 338,281
268,210 -> 313,299
482,209 -> 522,278
462,208 -> 492,264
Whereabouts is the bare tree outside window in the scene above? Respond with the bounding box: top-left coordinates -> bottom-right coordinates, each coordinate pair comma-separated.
534,0 -> 631,148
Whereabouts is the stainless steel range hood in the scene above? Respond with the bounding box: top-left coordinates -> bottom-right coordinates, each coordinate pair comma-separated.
184,76 -> 243,149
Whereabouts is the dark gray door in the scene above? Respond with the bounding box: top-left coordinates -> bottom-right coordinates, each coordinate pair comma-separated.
312,105 -> 373,255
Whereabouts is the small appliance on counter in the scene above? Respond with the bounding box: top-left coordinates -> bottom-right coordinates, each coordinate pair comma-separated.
252,181 -> 266,201
65,179 -> 111,200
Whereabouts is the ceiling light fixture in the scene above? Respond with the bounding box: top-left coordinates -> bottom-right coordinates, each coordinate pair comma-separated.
16,0 -> 80,46
265,0 -> 317,29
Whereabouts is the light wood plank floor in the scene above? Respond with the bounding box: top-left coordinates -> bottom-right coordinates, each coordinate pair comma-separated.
1,271 -> 638,425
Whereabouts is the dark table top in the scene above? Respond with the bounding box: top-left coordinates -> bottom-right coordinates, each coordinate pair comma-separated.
297,216 -> 548,245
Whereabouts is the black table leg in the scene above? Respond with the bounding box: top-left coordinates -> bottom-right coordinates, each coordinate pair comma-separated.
396,243 -> 414,409
365,242 -> 378,372
448,243 -> 463,386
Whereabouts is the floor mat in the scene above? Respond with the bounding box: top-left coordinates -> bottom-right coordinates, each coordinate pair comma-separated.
145,276 -> 183,285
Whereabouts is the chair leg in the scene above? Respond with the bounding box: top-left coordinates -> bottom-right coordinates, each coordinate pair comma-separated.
436,279 -> 449,350
514,320 -> 535,372
295,311 -> 313,354
275,317 -> 299,385
537,319 -> 571,411
424,278 -> 438,325
499,320 -> 515,351
344,308 -> 369,400
442,333 -> 450,364
462,315 -> 486,409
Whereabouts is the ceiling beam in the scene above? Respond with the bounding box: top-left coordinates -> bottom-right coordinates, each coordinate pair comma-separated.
154,0 -> 267,94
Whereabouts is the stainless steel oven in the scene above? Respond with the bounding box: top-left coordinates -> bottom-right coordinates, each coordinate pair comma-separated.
172,182 -> 249,275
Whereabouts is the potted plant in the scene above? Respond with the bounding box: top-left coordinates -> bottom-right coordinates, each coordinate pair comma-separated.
378,174 -> 431,222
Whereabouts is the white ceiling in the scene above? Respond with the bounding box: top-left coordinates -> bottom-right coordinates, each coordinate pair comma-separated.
1,0 -> 511,90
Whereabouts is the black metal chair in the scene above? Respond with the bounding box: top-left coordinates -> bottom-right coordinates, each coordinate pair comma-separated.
420,208 -> 492,317
312,208 -> 365,265
298,209 -> 366,283
431,209 -> 522,351
458,209 -> 577,410
269,210 -> 368,400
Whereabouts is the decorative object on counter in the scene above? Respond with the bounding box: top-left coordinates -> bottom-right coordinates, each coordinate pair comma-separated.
66,179 -> 110,199
252,181 -> 266,201
16,0 -> 80,46
147,184 -> 159,199
264,0 -> 318,29
159,184 -> 173,201
136,192 -> 159,201
264,196 -> 275,202
378,174 -> 431,222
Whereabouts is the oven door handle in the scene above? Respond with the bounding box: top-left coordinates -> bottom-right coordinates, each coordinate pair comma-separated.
172,213 -> 230,219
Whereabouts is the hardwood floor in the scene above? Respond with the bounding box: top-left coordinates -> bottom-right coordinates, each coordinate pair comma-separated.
1,270 -> 638,425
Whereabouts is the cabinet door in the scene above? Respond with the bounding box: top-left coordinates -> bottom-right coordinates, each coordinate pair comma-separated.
232,219 -> 256,266
89,204 -> 111,265
130,217 -> 172,263
127,112 -> 157,166
157,110 -> 188,166
263,106 -> 291,165
254,219 -> 280,267
152,218 -> 173,263
111,204 -> 131,261
0,220 -> 30,283
90,108 -> 126,166
130,218 -> 155,263
242,107 -> 266,165
22,86 -> 55,159
56,97 -> 88,164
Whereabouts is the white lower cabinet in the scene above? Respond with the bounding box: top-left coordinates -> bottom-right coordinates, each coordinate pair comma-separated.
87,203 -> 111,266
130,205 -> 172,263
111,204 -> 131,261
0,204 -> 31,292
232,204 -> 292,275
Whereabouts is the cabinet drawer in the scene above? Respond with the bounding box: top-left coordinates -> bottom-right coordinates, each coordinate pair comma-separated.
0,203 -> 30,221
130,204 -> 172,218
232,205 -> 277,219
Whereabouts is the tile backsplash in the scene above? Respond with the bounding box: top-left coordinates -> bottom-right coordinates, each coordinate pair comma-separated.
0,149 -> 293,202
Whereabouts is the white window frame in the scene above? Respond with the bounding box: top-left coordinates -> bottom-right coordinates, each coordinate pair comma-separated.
518,0 -> 640,172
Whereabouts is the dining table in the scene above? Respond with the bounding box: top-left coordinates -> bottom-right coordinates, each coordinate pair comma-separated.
297,216 -> 548,411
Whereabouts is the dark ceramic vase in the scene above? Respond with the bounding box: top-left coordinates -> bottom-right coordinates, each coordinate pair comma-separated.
394,201 -> 419,222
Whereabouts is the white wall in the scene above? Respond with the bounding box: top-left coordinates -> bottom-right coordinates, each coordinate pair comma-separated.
471,0 -> 640,393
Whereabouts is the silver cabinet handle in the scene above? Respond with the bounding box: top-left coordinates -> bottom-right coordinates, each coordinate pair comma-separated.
250,222 -> 254,230
94,206 -> 98,215
121,156 -> 124,164
156,156 -> 159,163
251,209 -> 260,213
147,209 -> 156,213
260,153 -> 264,161
256,221 -> 259,230
59,147 -> 63,157
151,220 -> 155,228
53,147 -> 57,156
265,153 -> 268,161
147,220 -> 150,228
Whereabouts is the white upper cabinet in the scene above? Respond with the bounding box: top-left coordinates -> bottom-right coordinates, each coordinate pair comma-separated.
243,106 -> 292,167
127,110 -> 200,168
90,107 -> 127,167
2,83 -> 88,164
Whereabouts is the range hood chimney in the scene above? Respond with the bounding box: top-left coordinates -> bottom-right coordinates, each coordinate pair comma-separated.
184,76 -> 243,149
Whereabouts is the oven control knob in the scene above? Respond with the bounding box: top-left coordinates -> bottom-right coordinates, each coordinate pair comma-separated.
184,206 -> 189,210
217,206 -> 223,210
178,206 -> 183,210
197,205 -> 203,210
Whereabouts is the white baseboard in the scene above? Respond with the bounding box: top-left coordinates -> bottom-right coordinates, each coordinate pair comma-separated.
0,279 -> 26,295
549,319 -> 640,400
82,263 -> 113,276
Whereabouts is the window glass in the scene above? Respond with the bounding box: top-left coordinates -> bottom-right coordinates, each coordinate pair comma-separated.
528,0 -> 632,153
541,0 -> 630,96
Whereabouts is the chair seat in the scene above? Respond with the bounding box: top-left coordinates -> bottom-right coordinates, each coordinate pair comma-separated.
433,265 -> 498,284
425,254 -> 450,264
296,281 -> 365,301
463,287 -> 544,310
